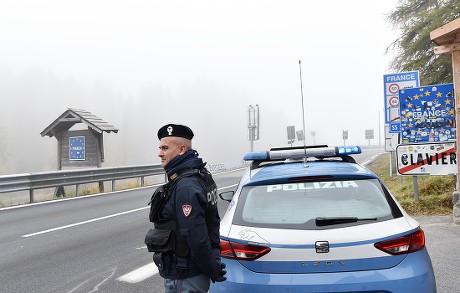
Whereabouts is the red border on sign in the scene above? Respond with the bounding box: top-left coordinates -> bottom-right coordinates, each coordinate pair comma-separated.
398,147 -> 456,174
388,83 -> 400,94
389,96 -> 399,107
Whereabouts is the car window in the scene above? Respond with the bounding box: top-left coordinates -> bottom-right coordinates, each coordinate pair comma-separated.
234,179 -> 395,229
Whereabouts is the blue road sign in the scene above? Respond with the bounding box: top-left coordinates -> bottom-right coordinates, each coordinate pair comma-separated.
399,83 -> 455,143
383,71 -> 420,126
390,122 -> 401,132
69,136 -> 86,160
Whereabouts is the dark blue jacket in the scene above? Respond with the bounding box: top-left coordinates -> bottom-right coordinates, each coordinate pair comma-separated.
158,150 -> 221,280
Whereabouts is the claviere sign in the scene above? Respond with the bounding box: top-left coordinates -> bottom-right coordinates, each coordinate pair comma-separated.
396,142 -> 457,175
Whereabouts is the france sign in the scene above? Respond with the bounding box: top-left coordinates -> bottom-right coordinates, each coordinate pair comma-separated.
399,83 -> 455,143
383,71 -> 419,132
396,142 -> 456,175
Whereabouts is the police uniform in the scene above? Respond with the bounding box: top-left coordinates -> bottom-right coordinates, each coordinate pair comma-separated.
154,124 -> 226,292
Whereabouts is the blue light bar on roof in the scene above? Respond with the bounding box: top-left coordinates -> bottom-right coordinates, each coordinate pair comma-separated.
337,146 -> 361,155
243,151 -> 269,161
243,145 -> 361,161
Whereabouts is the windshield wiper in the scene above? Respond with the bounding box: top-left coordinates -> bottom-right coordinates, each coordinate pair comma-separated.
315,217 -> 378,227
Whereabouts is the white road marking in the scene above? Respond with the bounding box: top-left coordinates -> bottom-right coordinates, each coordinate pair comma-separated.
218,183 -> 238,190
20,175 -> 240,282
361,153 -> 384,166
20,184 -> 237,238
115,183 -> 239,283
213,167 -> 245,176
88,268 -> 116,293
117,262 -> 158,283
21,207 -> 148,238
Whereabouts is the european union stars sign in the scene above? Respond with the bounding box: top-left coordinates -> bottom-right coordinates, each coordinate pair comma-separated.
399,83 -> 456,143
69,136 -> 85,160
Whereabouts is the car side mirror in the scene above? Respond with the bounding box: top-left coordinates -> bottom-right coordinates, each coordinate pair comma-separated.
219,191 -> 234,202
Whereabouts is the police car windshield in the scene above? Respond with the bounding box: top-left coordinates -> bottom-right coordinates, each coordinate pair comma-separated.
233,178 -> 395,229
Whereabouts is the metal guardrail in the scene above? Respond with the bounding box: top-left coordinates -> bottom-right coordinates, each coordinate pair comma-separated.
0,164 -> 165,203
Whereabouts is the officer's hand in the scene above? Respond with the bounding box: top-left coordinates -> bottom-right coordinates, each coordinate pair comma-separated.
211,262 -> 227,283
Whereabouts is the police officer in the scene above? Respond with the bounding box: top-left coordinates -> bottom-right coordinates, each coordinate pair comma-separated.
155,123 -> 226,293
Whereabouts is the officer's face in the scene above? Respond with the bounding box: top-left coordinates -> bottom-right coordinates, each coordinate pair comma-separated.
158,137 -> 185,168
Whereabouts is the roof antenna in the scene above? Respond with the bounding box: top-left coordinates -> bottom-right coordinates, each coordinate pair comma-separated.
298,60 -> 308,167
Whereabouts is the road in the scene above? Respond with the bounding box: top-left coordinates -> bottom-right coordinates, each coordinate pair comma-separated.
416,216 -> 460,293
1,147 -> 457,292
0,165 -> 244,293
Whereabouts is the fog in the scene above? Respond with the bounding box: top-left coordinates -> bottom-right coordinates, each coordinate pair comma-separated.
0,0 -> 398,175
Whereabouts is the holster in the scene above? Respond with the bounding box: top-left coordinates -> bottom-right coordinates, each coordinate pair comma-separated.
153,252 -> 163,269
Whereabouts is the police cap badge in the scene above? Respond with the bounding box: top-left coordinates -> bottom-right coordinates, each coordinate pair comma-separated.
157,124 -> 194,140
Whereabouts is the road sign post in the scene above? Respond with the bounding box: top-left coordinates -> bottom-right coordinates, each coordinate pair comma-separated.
342,130 -> 348,146
287,125 -> 295,146
365,129 -> 374,146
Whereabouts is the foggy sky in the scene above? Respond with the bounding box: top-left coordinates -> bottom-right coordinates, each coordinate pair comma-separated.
0,0 -> 399,175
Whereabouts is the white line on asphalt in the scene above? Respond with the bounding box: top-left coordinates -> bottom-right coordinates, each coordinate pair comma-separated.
117,262 -> 158,283
21,207 -> 148,238
21,184 -> 237,238
213,167 -> 246,176
113,183 -> 239,283
218,183 -> 238,190
361,153 -> 384,166
14,171 -> 242,281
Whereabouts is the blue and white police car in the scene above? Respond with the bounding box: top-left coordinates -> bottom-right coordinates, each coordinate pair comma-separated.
210,145 -> 436,293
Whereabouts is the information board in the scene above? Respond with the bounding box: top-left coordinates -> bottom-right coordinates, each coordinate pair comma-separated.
69,136 -> 86,160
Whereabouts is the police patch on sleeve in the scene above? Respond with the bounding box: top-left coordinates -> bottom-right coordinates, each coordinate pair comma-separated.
182,204 -> 192,217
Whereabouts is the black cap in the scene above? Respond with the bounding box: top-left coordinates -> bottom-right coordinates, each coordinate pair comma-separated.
157,124 -> 194,140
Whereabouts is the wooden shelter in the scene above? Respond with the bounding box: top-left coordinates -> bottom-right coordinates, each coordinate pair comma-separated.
41,108 -> 119,170
431,18 -> 460,223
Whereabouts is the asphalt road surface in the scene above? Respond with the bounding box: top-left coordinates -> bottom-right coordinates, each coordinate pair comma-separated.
416,215 -> 460,293
1,148 -> 458,292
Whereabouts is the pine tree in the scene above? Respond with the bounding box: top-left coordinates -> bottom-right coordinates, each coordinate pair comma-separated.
387,0 -> 460,85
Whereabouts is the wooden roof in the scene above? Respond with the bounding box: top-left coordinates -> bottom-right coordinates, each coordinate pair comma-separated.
431,18 -> 460,46
41,108 -> 119,138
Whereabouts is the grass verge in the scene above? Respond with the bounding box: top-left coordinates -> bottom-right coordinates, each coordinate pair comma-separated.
367,153 -> 454,216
